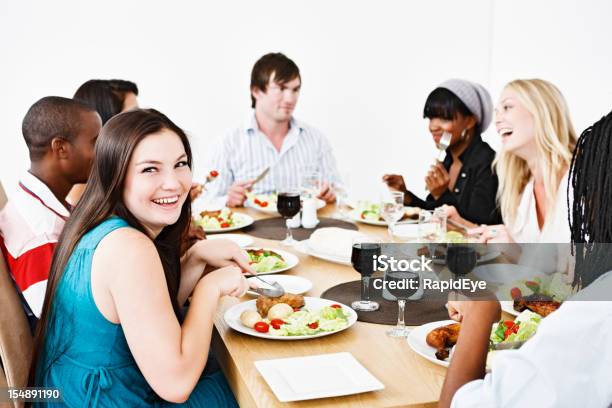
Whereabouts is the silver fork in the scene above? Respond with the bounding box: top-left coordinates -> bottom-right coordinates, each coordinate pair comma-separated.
436,132 -> 452,162
245,274 -> 285,297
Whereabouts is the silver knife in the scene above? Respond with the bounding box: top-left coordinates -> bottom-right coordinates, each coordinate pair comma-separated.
251,167 -> 270,187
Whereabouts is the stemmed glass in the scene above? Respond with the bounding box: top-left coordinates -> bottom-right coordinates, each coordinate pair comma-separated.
418,208 -> 447,261
331,180 -> 350,219
350,236 -> 381,311
380,191 -> 405,242
301,171 -> 322,200
446,245 -> 478,278
277,189 -> 301,246
385,270 -> 419,337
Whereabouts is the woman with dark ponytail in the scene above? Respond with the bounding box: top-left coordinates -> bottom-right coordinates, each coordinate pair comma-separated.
33,109 -> 250,407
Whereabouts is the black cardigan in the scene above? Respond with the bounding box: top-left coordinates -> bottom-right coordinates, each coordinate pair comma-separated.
407,134 -> 502,225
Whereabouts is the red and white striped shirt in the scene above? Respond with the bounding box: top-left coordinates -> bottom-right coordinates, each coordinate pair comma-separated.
0,171 -> 69,317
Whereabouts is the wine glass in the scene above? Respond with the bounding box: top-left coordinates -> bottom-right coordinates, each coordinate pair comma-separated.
350,236 -> 381,311
277,190 -> 301,246
380,191 -> 405,242
446,245 -> 478,278
331,180 -> 350,219
385,270 -> 419,337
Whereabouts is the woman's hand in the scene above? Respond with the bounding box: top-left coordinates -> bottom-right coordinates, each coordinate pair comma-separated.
191,239 -> 255,274
198,265 -> 250,298
382,174 -> 407,192
425,163 -> 450,199
447,292 -> 500,324
440,205 -> 478,231
467,224 -> 514,244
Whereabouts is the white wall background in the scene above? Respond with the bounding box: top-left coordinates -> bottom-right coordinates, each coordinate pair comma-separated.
1,0 -> 611,199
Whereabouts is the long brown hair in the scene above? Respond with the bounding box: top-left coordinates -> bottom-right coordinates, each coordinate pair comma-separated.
30,109 -> 193,384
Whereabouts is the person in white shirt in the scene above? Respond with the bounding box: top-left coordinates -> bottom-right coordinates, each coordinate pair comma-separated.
205,52 -> 341,207
445,79 -> 577,250
438,110 -> 612,408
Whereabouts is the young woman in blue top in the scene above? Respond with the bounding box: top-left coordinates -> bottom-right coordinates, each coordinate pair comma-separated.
32,109 -> 251,407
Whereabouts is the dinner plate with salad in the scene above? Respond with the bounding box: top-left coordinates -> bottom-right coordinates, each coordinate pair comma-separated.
192,208 -> 254,233
407,309 -> 542,368
348,202 -> 419,226
224,297 -> 357,340
246,193 -> 325,214
247,247 -> 299,274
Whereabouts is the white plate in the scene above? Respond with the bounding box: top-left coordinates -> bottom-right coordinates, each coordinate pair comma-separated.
472,264 -> 544,285
206,234 -> 253,248
224,297 -> 357,340
499,300 -> 520,316
247,275 -> 313,296
407,320 -> 457,368
246,196 -> 326,214
294,239 -> 352,266
246,247 -> 299,275
255,352 -> 384,402
201,213 -> 254,233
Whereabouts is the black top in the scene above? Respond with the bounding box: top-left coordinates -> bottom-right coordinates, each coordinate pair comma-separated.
407,134 -> 502,225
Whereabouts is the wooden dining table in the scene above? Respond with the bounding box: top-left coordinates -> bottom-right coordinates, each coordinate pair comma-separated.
211,205 -> 449,408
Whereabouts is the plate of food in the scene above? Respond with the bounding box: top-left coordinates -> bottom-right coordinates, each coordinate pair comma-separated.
407,309 -> 542,367
246,193 -> 325,214
224,296 -> 358,340
246,275 -> 313,296
247,247 -> 299,274
348,202 -> 420,226
193,208 -> 254,233
497,274 -> 571,316
293,228 -> 366,266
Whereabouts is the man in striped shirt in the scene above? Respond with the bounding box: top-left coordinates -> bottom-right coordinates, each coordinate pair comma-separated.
206,52 -> 342,207
0,97 -> 101,317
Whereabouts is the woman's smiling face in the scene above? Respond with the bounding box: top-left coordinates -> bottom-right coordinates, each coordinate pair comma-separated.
122,128 -> 192,237
495,87 -> 537,158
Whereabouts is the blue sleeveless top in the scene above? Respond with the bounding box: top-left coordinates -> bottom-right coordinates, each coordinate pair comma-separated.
37,217 -> 237,408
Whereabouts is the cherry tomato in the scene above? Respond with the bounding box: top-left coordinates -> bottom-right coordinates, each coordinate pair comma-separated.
209,170 -> 219,178
330,304 -> 342,309
270,319 -> 285,330
254,322 -> 269,333
525,280 -> 540,292
512,324 -> 520,334
510,287 -> 522,300
504,328 -> 513,339
361,213 -> 366,219
308,322 -> 319,329
260,201 -> 269,207
254,198 -> 261,205
220,222 -> 230,228
503,320 -> 514,329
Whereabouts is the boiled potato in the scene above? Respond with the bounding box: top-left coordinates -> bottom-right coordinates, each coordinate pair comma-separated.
240,310 -> 262,328
267,303 -> 293,320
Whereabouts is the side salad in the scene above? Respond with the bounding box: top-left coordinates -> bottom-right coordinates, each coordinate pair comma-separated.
500,273 -> 573,302
247,249 -> 288,273
193,208 -> 239,230
490,310 -> 541,346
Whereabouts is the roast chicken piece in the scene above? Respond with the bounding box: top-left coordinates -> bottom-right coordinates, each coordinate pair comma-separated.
256,294 -> 305,317
426,323 -> 461,360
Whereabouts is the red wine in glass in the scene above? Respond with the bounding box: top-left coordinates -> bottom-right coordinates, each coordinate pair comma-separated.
385,271 -> 419,300
277,192 -> 301,219
351,242 -> 381,311
446,245 -> 478,277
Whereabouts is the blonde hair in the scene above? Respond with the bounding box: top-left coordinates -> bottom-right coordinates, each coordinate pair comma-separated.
495,79 -> 577,224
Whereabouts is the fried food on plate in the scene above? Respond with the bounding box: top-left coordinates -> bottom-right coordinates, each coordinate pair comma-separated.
256,293 -> 305,317
513,294 -> 561,317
